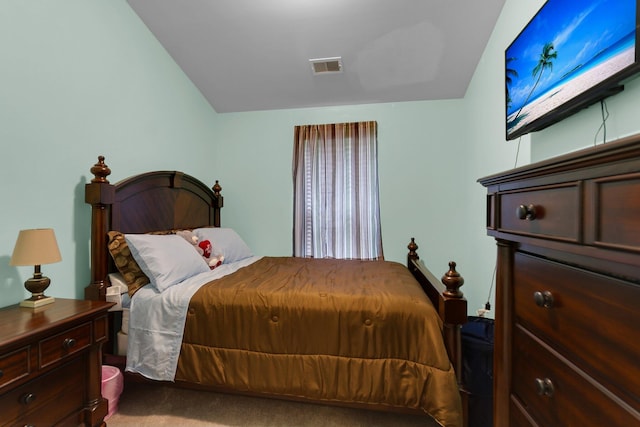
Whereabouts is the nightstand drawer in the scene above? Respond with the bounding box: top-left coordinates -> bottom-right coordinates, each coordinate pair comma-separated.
0,359 -> 85,426
0,299 -> 112,426
0,347 -> 30,391
512,326 -> 638,427
513,252 -> 640,407
498,182 -> 580,242
39,322 -> 91,369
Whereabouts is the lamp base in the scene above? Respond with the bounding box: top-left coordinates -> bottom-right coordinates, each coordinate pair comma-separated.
20,295 -> 55,308
21,272 -> 55,308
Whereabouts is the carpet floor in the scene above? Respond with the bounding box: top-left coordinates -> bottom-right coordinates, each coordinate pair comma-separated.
106,380 -> 441,427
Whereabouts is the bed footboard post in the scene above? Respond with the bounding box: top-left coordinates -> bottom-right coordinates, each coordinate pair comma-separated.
440,262 -> 465,377
84,156 -> 115,301
407,239 -> 468,426
407,237 -> 419,261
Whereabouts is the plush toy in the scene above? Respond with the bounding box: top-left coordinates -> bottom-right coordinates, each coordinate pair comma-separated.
176,230 -> 224,269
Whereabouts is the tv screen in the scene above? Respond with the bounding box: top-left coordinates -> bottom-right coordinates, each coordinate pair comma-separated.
505,0 -> 639,140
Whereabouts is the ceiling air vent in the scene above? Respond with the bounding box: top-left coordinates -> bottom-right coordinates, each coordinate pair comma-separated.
309,57 -> 343,75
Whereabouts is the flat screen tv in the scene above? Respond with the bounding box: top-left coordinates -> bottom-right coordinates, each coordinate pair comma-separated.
505,0 -> 640,140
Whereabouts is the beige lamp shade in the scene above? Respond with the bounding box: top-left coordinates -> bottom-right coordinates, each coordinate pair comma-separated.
10,228 -> 62,308
10,228 -> 62,266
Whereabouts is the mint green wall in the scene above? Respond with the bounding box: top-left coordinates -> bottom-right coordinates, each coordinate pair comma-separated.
213,100 -> 467,276
497,0 -> 640,160
532,75 -> 640,160
457,0 -> 541,315
0,1 -> 219,307
462,0 -> 640,315
479,0 -> 640,161
3,0 -> 640,316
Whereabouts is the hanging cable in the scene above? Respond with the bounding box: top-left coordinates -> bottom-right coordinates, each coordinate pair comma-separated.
480,137 -> 522,315
485,264 -> 496,311
514,136 -> 522,168
481,136 -> 522,316
594,99 -> 610,145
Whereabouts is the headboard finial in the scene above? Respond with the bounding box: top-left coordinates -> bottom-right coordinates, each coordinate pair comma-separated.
212,180 -> 224,211
90,155 -> 111,183
212,180 -> 222,196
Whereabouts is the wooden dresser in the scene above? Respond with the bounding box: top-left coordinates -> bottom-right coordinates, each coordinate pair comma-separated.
478,134 -> 640,427
0,298 -> 113,427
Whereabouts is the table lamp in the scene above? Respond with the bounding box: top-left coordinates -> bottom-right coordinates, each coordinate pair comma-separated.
10,228 -> 62,308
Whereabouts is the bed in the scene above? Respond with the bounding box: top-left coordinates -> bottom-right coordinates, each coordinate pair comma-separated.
84,156 -> 468,427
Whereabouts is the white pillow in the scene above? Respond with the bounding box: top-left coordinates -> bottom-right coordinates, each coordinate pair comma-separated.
108,273 -> 129,294
193,227 -> 253,264
124,234 -> 209,292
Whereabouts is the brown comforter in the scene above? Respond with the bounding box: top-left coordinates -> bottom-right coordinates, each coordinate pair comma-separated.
176,257 -> 462,427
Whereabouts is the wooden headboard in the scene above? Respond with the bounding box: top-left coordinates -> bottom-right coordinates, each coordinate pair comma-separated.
84,156 -> 223,301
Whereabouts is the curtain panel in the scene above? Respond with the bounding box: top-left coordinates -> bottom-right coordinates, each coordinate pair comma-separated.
292,121 -> 383,260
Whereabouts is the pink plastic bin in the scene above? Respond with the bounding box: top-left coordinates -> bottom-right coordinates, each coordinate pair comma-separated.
101,365 -> 124,420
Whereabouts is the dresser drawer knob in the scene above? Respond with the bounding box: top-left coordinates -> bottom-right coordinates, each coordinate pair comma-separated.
535,378 -> 555,397
516,204 -> 537,220
20,392 -> 36,405
534,291 -> 554,308
63,338 -> 77,350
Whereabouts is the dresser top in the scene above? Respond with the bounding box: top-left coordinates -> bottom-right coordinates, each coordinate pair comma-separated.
0,298 -> 113,349
478,132 -> 640,187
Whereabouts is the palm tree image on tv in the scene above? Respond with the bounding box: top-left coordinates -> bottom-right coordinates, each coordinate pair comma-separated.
508,43 -> 557,128
505,57 -> 518,110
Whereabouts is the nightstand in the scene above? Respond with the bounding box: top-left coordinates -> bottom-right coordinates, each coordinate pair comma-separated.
0,298 -> 114,427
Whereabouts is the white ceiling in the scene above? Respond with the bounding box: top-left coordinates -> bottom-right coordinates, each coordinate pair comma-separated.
127,0 -> 506,113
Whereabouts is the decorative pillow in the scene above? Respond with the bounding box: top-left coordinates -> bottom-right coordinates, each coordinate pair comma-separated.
193,227 -> 253,264
176,230 -> 225,269
107,231 -> 150,297
124,233 -> 210,292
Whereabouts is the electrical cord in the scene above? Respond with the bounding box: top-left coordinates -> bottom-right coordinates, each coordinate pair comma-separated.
594,99 -> 610,145
485,264 -> 496,311
483,136 -> 522,314
481,136 -> 522,316
514,137 -> 522,168
482,133 -> 523,316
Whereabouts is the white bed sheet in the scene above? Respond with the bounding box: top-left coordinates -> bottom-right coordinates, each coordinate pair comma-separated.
125,256 -> 262,381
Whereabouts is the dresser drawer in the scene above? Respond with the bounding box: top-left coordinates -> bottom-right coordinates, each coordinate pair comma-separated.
498,183 -> 580,242
39,322 -> 91,369
0,358 -> 85,426
0,347 -> 30,391
512,326 -> 639,427
513,252 -> 640,408
589,173 -> 640,252
509,397 -> 538,427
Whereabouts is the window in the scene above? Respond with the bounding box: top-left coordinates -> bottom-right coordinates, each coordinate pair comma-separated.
292,121 -> 383,260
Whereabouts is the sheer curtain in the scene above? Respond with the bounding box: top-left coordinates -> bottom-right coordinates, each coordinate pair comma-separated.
292,121 -> 383,260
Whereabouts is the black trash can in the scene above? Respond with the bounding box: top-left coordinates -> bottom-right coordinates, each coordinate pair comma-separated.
461,316 -> 494,427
